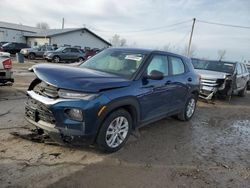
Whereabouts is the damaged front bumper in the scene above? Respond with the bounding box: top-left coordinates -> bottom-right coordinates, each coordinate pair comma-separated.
24,90 -> 96,145
199,78 -> 232,100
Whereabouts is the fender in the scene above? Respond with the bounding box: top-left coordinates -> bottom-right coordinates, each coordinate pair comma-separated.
95,96 -> 141,133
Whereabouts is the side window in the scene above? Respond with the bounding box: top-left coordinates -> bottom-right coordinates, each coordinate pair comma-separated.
147,55 -> 168,76
236,63 -> 243,75
169,56 -> 185,75
63,48 -> 70,53
71,48 -> 79,53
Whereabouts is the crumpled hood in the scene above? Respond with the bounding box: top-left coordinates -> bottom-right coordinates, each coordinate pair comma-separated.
195,69 -> 231,79
32,64 -> 131,92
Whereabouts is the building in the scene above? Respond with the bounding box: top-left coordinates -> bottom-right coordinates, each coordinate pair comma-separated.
0,21 -> 111,49
0,21 -> 40,43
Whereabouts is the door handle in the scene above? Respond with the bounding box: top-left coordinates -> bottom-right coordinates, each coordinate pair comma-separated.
165,80 -> 171,85
187,78 -> 192,82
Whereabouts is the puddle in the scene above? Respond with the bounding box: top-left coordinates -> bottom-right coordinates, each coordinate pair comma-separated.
232,120 -> 250,133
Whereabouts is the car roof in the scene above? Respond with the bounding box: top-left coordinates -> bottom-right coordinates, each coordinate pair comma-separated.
191,58 -> 238,64
108,47 -> 188,58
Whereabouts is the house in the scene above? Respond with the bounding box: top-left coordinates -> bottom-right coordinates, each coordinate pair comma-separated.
0,21 -> 111,49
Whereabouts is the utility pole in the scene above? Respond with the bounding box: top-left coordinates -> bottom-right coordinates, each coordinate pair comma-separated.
62,18 -> 65,29
188,18 -> 196,57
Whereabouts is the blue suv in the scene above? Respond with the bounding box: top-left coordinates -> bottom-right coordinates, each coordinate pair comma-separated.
25,48 -> 200,152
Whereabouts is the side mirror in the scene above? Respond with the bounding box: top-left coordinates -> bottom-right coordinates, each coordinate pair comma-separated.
62,50 -> 66,53
145,70 -> 164,80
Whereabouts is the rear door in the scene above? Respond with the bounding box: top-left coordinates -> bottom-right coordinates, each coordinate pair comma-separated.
167,56 -> 189,110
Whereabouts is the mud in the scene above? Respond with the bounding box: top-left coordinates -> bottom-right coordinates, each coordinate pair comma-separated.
0,61 -> 249,187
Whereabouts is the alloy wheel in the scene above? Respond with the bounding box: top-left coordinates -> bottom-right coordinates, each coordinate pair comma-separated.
186,98 -> 196,118
105,116 -> 129,148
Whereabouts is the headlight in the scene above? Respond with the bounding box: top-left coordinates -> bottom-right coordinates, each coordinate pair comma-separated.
47,53 -> 53,56
58,89 -> 99,100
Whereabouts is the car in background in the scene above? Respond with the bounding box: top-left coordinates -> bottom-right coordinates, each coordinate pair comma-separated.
44,47 -> 85,63
84,48 -> 100,59
246,63 -> 250,89
191,58 -> 249,99
20,45 -> 56,59
0,52 -> 14,85
0,42 -> 29,54
25,48 -> 200,152
0,42 -> 8,46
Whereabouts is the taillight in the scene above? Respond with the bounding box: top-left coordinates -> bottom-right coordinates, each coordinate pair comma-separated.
2,58 -> 12,69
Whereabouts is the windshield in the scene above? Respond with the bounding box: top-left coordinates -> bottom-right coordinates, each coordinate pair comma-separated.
80,49 -> 146,79
191,59 -> 235,74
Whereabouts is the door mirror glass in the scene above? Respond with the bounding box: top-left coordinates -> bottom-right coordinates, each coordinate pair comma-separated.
146,70 -> 164,80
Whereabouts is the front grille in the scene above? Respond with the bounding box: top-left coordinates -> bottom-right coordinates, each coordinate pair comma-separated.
34,81 -> 58,99
200,78 -> 218,87
25,98 -> 56,124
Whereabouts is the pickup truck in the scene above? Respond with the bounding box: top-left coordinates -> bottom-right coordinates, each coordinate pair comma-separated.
0,52 -> 14,85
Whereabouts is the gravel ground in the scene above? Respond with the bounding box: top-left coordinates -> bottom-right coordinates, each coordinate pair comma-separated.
0,60 -> 249,188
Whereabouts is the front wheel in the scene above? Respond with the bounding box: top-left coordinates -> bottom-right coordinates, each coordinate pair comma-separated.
177,94 -> 197,121
53,56 -> 60,63
96,109 -> 132,153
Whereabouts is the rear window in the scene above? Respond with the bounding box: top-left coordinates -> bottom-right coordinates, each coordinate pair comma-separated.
169,56 -> 185,75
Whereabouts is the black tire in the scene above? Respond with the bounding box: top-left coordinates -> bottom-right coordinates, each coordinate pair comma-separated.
96,109 -> 132,153
247,82 -> 250,90
78,57 -> 85,62
28,53 -> 36,60
177,94 -> 197,121
238,84 -> 247,97
53,56 -> 60,63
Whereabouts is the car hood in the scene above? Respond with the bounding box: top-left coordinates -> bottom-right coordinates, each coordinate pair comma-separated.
32,64 -> 131,93
195,69 -> 231,79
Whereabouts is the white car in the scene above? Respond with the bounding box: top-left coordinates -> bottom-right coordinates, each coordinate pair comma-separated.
0,52 -> 14,85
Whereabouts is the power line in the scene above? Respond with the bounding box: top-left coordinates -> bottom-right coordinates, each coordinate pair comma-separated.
197,19 -> 250,29
90,19 -> 192,33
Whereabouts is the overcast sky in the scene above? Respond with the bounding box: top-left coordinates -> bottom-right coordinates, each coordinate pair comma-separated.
0,0 -> 249,61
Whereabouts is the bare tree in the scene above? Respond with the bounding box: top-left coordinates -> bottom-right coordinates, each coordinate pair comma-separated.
110,34 -> 127,47
217,50 -> 226,61
182,45 -> 196,57
36,22 -> 50,30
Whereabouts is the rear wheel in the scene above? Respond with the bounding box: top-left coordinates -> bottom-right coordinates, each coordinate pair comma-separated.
53,56 -> 60,63
177,94 -> 197,121
238,84 -> 247,97
96,109 -> 132,153
78,57 -> 85,63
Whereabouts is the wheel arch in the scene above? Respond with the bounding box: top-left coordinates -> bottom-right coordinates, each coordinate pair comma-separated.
94,97 -> 140,141
191,89 -> 199,99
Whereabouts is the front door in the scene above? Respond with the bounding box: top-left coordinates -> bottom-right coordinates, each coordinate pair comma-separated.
138,54 -> 173,121
236,63 -> 244,90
